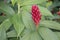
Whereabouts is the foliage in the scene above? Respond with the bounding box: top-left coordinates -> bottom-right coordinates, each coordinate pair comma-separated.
0,0 -> 60,40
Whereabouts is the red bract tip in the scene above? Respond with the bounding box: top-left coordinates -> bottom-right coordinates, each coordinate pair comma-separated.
57,11 -> 60,16
31,5 -> 42,27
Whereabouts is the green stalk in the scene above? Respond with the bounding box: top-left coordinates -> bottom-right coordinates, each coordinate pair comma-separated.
17,1 -> 21,38
18,3 -> 20,14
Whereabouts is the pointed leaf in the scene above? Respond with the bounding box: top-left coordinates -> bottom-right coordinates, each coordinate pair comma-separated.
0,2 -> 15,17
38,6 -> 53,17
21,32 -> 31,40
12,14 -> 24,37
21,0 -> 47,6
0,19 -> 12,31
55,32 -> 60,40
22,10 -> 36,30
21,31 -> 42,40
7,30 -> 17,37
0,16 -> 7,23
11,0 -> 17,6
39,27 -> 59,40
0,26 -> 7,40
40,20 -> 60,30
31,32 -> 42,40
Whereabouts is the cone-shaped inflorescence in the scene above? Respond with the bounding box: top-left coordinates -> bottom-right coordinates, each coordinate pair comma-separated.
32,5 -> 42,27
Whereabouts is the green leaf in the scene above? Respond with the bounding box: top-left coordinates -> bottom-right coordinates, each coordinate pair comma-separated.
22,10 -> 36,31
12,14 -> 24,37
38,27 -> 59,40
7,30 -> 17,37
0,26 -> 7,40
0,2 -> 15,17
21,31 -> 42,40
21,0 -> 47,6
46,1 -> 53,8
55,32 -> 60,40
11,0 -> 17,6
20,31 -> 31,40
21,6 -> 31,12
21,29 -> 31,37
0,19 -> 12,31
40,20 -> 60,30
31,32 -> 42,40
9,38 -> 18,40
0,16 -> 7,23
38,6 -> 53,17
50,2 -> 60,10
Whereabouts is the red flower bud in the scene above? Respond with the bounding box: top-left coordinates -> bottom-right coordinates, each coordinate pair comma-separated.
31,5 -> 42,27
57,11 -> 60,16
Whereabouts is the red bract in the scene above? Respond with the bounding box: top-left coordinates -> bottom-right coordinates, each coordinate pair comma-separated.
57,11 -> 60,16
31,5 -> 42,27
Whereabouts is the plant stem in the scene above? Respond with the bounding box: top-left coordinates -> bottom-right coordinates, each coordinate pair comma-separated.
18,3 -> 20,14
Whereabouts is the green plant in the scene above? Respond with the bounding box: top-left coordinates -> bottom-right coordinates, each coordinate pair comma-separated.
0,0 -> 60,40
